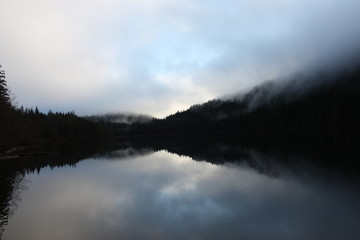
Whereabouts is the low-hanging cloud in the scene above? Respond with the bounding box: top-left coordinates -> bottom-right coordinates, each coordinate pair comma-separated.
1,0 -> 360,117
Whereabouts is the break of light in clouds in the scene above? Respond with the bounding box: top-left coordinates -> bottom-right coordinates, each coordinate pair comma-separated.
1,0 -> 360,117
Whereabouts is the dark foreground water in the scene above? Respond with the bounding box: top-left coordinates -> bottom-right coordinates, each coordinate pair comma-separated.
1,149 -> 360,240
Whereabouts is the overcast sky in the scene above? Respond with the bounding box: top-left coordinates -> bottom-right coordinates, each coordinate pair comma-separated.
1,0 -> 360,117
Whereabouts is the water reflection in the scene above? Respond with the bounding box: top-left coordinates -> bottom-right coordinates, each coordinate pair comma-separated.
1,149 -> 360,240
0,172 -> 26,237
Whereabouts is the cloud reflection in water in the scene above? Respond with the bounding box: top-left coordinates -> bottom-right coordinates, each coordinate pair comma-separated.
3,150 -> 360,240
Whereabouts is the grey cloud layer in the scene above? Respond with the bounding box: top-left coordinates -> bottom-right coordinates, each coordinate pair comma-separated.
1,0 -> 359,117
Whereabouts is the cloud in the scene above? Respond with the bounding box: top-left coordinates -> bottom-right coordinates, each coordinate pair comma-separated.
1,0 -> 360,117
4,150 -> 360,240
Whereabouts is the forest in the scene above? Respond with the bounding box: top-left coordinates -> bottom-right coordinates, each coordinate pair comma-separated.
125,64 -> 360,140
0,64 -> 115,153
1,62 -> 360,158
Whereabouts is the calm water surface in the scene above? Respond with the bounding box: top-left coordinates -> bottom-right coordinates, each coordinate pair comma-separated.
2,150 -> 360,240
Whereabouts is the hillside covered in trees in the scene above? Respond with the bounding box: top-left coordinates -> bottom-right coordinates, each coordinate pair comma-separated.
124,63 -> 360,136
0,65 -> 115,152
1,61 -> 360,155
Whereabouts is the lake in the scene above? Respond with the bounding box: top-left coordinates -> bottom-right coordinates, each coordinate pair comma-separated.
1,147 -> 360,240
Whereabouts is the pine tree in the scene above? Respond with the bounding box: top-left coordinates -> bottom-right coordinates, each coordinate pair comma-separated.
0,64 -> 11,108
0,64 -> 13,149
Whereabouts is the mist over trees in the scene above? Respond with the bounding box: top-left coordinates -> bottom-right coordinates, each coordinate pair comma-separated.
122,61 -> 360,156
1,59 -> 359,157
86,113 -> 153,124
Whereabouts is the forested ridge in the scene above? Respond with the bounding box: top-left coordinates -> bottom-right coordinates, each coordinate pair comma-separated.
0,64 -> 114,152
1,62 -> 360,153
125,64 -> 360,141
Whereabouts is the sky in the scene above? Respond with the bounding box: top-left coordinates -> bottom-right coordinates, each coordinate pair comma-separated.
1,0 -> 360,118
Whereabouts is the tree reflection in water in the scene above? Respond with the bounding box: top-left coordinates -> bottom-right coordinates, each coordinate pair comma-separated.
0,171 -> 27,237
0,137 -> 359,240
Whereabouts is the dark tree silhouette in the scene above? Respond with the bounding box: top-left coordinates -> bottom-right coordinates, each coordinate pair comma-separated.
0,64 -> 11,109
0,64 -> 15,149
0,64 -> 116,151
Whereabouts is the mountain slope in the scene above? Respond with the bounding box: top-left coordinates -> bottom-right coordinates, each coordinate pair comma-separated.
127,63 -> 360,140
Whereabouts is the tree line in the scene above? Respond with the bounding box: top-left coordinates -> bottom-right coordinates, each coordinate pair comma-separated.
2,62 -> 359,153
119,64 -> 360,158
0,64 -> 115,152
